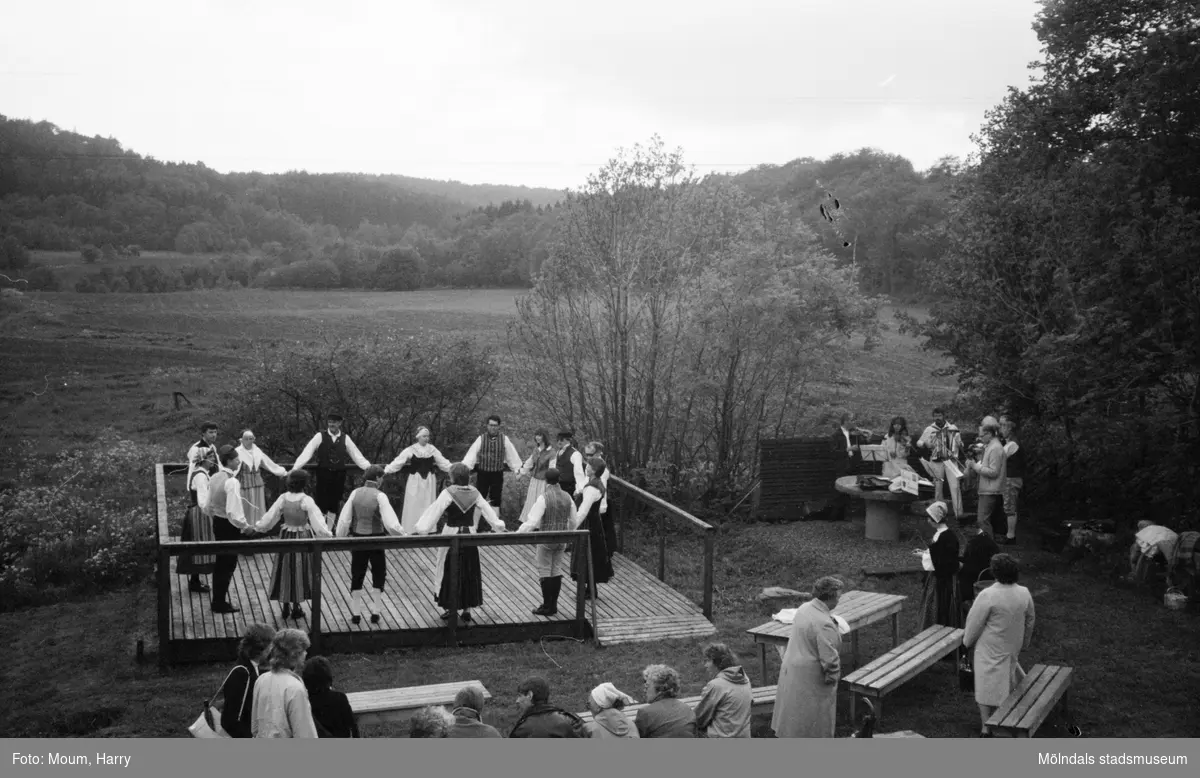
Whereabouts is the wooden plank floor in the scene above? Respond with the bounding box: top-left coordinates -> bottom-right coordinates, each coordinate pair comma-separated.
169,545 -> 714,648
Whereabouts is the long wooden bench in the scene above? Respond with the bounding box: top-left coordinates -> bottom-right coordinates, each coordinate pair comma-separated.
575,684 -> 778,725
347,681 -> 491,728
841,625 -> 963,725
986,664 -> 1074,738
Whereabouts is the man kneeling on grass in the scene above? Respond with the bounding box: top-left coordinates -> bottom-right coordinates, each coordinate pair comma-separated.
507,676 -> 588,738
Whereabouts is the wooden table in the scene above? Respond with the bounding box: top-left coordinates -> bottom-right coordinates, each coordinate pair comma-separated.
835,476 -> 918,541
746,590 -> 907,684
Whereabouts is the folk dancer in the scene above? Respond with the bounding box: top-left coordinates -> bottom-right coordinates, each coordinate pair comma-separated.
554,430 -> 587,504
334,466 -> 404,625
236,429 -> 289,527
291,413 -> 372,528
383,426 -> 452,535
204,445 -> 257,614
516,429 -> 556,526
181,421 -> 220,593
916,406 -> 965,516
514,468 -> 575,617
582,440 -> 615,561
255,469 -> 333,621
461,414 -> 523,532
569,457 -> 614,600
415,463 -> 508,624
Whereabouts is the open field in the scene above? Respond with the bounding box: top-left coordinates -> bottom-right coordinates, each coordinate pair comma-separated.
29,250 -> 230,288
5,287 -> 1192,739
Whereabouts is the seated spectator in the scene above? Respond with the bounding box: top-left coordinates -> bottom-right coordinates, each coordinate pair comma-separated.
302,656 -> 359,738
585,683 -> 639,739
694,643 -> 752,738
409,706 -> 455,738
635,664 -> 696,738
508,676 -> 587,738
448,684 -> 501,738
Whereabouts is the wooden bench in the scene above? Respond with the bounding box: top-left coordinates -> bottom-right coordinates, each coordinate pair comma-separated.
347,681 -> 491,728
841,625 -> 963,725
575,684 -> 778,725
986,664 -> 1074,738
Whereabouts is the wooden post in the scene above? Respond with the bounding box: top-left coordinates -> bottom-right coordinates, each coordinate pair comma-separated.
701,528 -> 715,621
156,543 -> 171,667
657,511 -> 666,581
309,542 -> 323,654
446,535 -> 459,647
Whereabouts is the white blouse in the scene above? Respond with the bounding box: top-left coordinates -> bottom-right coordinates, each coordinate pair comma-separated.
383,443 -> 452,476
255,493 -> 333,537
415,488 -> 506,535
237,445 -> 288,477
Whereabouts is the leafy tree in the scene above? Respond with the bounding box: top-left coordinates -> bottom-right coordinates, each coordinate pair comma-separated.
374,246 -> 423,291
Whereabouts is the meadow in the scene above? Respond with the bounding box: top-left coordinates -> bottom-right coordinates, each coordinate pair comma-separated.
1,286 -> 1196,738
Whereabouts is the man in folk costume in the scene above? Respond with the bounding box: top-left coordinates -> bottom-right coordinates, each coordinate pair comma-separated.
554,430 -> 587,504
461,414 -> 522,532
291,413 -> 372,528
334,465 -> 405,625
205,445 -> 257,614
181,421 -> 220,593
415,462 -> 508,624
916,407 -> 965,516
515,468 -> 576,617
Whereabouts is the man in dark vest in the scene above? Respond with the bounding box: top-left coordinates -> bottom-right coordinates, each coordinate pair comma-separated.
204,445 -> 256,614
182,420 -> 220,593
515,468 -> 576,616
334,465 -> 404,624
291,413 -> 372,528
462,414 -> 522,532
554,430 -> 587,504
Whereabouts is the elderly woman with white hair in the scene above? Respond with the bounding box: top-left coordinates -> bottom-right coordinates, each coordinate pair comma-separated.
235,429 -> 289,527
635,665 -> 696,738
384,426 -> 452,535
585,683 -> 640,739
772,575 -> 845,738
251,628 -> 319,738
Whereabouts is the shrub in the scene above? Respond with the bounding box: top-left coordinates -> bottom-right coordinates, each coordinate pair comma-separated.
80,244 -> 100,263
257,259 -> 341,289
1,235 -> 30,270
374,246 -> 423,291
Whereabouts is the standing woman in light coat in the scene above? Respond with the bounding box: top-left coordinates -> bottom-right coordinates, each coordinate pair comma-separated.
963,553 -> 1035,737
771,576 -> 845,738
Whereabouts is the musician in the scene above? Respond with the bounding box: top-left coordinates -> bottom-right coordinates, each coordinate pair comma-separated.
830,411 -> 866,522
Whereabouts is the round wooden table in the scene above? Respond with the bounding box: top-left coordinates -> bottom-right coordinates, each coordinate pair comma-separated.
835,476 -> 918,541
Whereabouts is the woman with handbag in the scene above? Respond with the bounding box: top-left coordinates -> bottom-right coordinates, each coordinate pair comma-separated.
189,623 -> 274,738
251,628 -> 320,738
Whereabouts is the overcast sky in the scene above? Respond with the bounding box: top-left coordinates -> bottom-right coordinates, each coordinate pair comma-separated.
1,0 -> 1045,190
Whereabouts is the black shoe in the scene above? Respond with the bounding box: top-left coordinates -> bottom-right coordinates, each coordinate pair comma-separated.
211,602 -> 240,614
281,604 -> 292,620
461,610 -> 472,623
1002,537 -> 1018,546
440,610 -> 453,621
369,613 -> 380,624
292,605 -> 305,620
188,579 -> 211,593
351,614 -> 362,625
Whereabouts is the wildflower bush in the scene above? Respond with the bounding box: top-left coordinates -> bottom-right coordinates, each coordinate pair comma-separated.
0,430 -> 169,611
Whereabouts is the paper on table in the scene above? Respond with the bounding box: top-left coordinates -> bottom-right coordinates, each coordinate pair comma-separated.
772,609 -> 850,635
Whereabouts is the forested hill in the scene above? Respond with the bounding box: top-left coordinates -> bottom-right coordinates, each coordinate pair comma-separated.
0,115 -> 565,253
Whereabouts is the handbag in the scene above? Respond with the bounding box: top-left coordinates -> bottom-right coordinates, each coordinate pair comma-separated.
957,646 -> 974,692
188,665 -> 250,738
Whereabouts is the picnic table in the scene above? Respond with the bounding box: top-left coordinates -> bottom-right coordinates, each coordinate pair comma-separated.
834,476 -> 918,541
746,590 -> 907,684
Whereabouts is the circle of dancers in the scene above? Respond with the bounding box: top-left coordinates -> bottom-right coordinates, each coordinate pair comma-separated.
180,413 -> 616,624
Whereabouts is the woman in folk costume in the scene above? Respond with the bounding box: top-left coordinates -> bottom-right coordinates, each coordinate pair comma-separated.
235,429 -> 289,528
963,553 -> 1035,737
772,576 -> 845,738
516,429 -> 555,526
415,462 -> 508,624
334,466 -> 405,625
255,469 -> 333,621
569,457 -> 614,600
918,501 -> 963,632
515,468 -> 576,617
583,441 -> 616,562
178,457 -> 218,594
383,426 -> 452,534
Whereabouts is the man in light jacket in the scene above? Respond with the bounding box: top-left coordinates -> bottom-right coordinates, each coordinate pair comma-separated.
970,421 -> 1007,536
694,642 -> 753,738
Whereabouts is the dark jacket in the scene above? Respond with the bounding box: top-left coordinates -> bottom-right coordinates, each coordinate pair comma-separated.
635,697 -> 697,738
219,660 -> 260,739
448,707 -> 502,738
831,428 -> 862,476
960,532 -> 1000,598
308,687 -> 359,738
508,703 -> 588,738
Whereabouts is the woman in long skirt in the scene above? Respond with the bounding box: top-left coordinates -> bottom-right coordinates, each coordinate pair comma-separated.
517,429 -> 555,526
414,462 -> 507,624
570,457 -> 614,599
383,426 -> 451,534
918,501 -> 963,632
236,429 -> 289,527
255,469 -> 332,620
178,459 -> 217,592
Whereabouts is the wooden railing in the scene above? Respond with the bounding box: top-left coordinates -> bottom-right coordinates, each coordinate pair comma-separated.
608,475 -> 716,621
154,464 -> 596,665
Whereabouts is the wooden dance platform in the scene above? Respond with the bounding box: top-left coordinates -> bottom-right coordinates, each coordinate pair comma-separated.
156,464 -> 718,665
